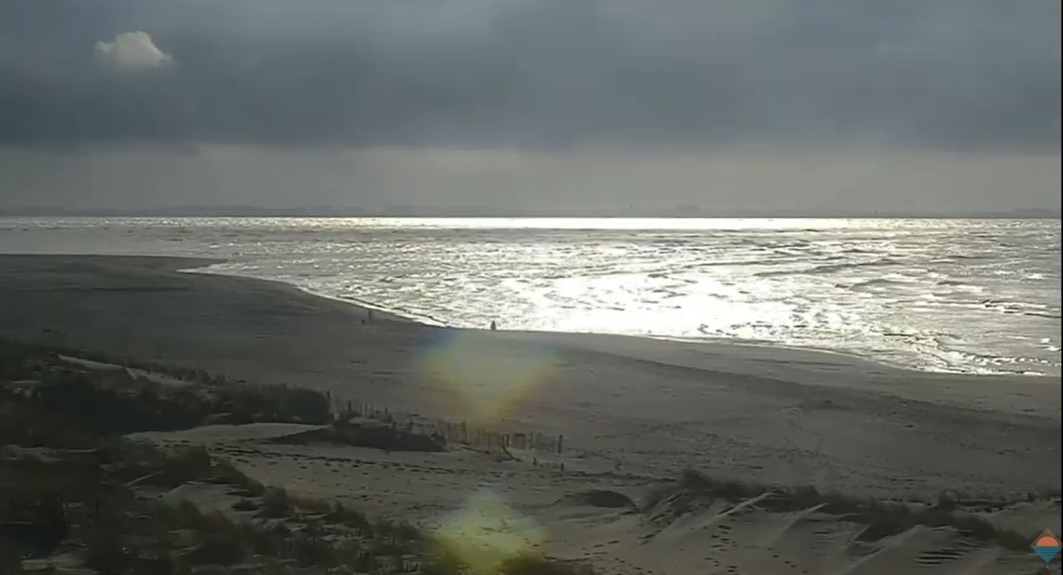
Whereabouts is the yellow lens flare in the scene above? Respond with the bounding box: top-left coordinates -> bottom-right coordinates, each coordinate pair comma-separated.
416,331 -> 557,425
433,490 -> 547,574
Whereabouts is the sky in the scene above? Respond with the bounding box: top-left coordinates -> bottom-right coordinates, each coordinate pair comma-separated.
0,0 -> 1059,214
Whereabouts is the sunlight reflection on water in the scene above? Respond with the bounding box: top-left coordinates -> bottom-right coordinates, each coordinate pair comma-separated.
2,217 -> 1059,375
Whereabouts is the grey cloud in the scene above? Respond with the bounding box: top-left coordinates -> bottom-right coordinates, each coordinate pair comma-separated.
0,0 -> 1059,150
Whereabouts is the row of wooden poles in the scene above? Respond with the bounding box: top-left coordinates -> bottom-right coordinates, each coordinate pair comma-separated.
330,398 -> 564,455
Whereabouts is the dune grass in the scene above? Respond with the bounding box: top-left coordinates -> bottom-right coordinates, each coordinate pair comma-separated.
1,336 -> 594,574
643,468 -> 1047,552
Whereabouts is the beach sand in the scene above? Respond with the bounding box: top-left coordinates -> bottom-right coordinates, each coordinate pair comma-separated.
1,254 -> 1059,574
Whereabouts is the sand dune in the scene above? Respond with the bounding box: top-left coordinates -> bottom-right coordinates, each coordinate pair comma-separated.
122,422 -> 1058,575
541,495 -> 1049,575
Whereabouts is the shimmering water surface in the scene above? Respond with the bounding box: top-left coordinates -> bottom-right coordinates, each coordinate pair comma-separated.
2,217 -> 1059,375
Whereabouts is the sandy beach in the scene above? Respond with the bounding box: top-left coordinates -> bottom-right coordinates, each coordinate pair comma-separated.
1,254 -> 1060,574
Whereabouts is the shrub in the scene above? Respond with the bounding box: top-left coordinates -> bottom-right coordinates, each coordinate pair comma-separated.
184,537 -> 246,566
84,528 -> 131,574
231,499 -> 259,512
0,541 -> 23,574
260,487 -> 292,519
326,502 -> 370,531
291,532 -> 337,567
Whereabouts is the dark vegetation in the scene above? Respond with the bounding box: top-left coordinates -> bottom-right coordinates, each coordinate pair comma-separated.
0,337 -> 330,439
560,490 -> 637,511
271,421 -> 445,452
0,337 -> 593,574
642,468 -> 1055,553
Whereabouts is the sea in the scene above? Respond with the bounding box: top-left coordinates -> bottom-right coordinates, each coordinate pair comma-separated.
1,217 -> 1059,376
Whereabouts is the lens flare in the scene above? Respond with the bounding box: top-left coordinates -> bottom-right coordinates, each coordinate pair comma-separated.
433,490 -> 546,574
416,331 -> 557,424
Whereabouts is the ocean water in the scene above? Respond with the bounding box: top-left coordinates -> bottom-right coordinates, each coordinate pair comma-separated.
1,217 -> 1059,376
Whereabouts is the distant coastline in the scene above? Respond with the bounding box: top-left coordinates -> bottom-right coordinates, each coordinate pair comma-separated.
1,206 -> 1060,219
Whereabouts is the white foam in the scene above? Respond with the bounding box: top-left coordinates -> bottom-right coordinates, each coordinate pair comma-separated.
5,216 -> 1060,376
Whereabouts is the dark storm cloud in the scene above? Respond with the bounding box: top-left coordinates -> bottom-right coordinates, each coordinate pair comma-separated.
0,0 -> 1059,150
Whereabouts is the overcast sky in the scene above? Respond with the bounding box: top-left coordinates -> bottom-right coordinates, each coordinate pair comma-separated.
0,0 -> 1059,213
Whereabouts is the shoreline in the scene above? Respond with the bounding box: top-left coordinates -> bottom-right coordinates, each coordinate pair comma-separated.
186,263 -> 434,326
0,253 -> 1059,501
3,213 -> 1061,221
6,252 -> 1061,396
186,259 -> 1055,379
8,252 -> 1063,394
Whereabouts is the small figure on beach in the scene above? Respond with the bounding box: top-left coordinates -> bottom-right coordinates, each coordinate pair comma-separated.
367,309 -> 375,323
489,320 -> 497,331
